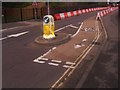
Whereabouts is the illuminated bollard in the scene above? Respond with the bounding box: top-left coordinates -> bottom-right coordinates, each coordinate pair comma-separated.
43,15 -> 55,39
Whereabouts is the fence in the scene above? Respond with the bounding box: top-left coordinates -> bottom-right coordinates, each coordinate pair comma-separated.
2,7 -> 48,23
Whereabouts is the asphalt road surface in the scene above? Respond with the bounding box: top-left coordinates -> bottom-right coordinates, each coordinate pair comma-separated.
2,10 -> 118,89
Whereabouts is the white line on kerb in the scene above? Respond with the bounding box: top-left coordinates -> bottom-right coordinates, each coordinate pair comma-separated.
48,63 -> 59,66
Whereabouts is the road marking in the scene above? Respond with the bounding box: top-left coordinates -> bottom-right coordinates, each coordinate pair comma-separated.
55,24 -> 72,32
0,31 -> 29,41
69,25 -> 78,29
0,37 -> 8,41
74,44 -> 82,49
65,62 -> 75,65
71,22 -> 83,38
51,60 -> 62,63
52,47 -> 57,50
63,65 -> 75,68
48,62 -> 59,66
7,31 -> 29,37
40,58 -> 48,61
33,59 -> 45,64
82,39 -> 87,42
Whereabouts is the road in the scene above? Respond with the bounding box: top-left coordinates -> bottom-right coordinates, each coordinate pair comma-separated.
2,10 -> 118,89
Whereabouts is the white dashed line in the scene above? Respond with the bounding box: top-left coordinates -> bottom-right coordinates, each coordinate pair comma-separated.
65,62 -> 75,65
51,60 -> 62,63
82,39 -> 87,42
33,59 -> 45,64
48,63 -> 59,66
40,58 -> 49,61
63,65 -> 75,69
74,44 -> 82,49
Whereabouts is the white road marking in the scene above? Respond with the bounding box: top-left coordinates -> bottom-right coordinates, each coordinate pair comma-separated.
71,22 -> 83,38
52,47 -> 57,50
82,39 -> 87,42
0,31 -> 29,41
33,59 -> 45,64
63,65 -> 74,69
48,63 -> 59,66
51,60 -> 62,63
40,58 -> 48,61
66,62 -> 75,65
0,37 -> 8,41
37,61 -> 46,64
74,44 -> 82,49
55,24 -> 72,32
69,25 -> 78,29
7,31 -> 29,37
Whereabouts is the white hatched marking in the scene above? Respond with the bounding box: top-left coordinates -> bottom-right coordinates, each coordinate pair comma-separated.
66,62 -> 75,65
48,63 -> 59,66
63,65 -> 75,69
51,60 -> 62,63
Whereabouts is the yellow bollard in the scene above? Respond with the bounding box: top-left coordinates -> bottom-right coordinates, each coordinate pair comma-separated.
43,15 -> 55,39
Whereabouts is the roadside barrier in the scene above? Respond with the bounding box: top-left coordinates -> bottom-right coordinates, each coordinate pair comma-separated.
54,7 -> 109,20
96,7 -> 118,19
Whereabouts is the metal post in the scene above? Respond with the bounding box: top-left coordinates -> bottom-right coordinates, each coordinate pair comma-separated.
34,7 -> 37,19
48,0 -> 50,15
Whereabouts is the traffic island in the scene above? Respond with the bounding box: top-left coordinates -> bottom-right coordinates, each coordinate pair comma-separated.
34,33 -> 71,46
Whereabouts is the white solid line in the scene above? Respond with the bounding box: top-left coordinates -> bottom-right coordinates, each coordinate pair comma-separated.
48,62 -> 59,66
51,60 -> 62,63
69,25 -> 78,29
63,65 -> 75,68
37,61 -> 45,64
7,31 -> 29,37
65,62 -> 75,65
55,24 -> 72,32
0,37 -> 8,41
71,22 -> 83,38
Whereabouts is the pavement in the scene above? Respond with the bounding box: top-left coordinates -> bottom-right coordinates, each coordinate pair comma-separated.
80,10 -> 118,88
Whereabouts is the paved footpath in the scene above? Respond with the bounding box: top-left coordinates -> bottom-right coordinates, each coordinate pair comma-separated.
80,10 -> 118,88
